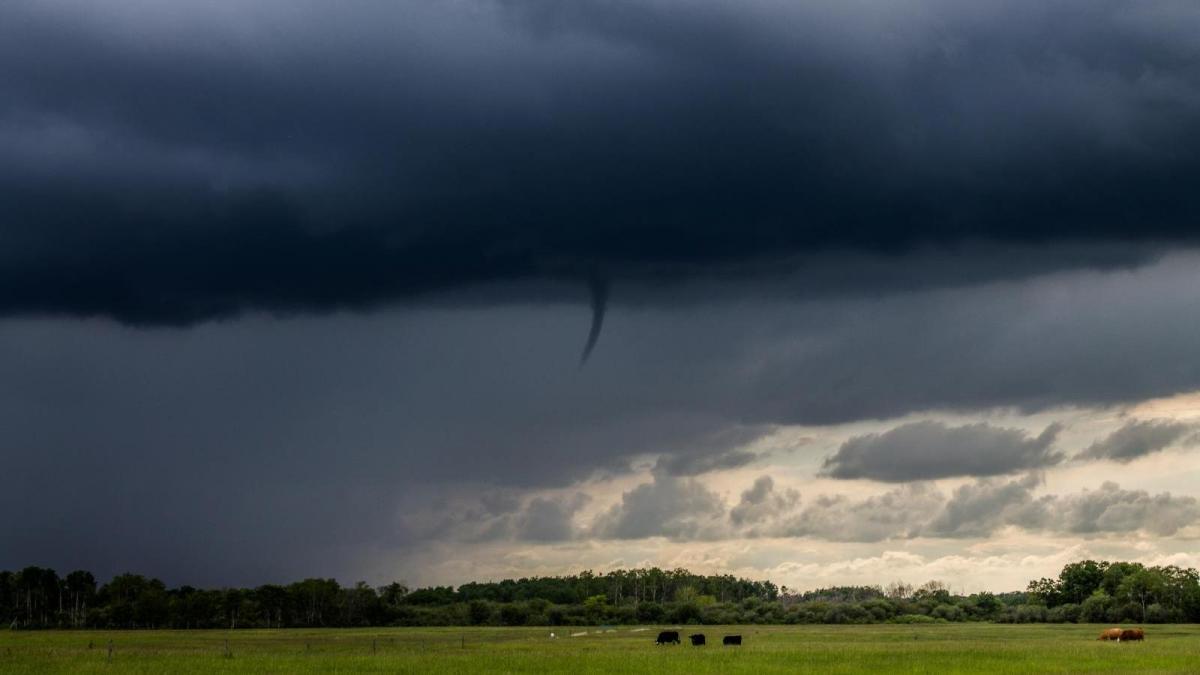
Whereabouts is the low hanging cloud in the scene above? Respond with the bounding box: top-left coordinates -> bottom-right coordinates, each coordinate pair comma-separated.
1076,419 -> 1197,464
729,476 -> 800,530
516,495 -> 593,542
590,474 -> 727,540
401,490 -> 591,544
582,472 -> 1200,544
921,476 -> 1200,538
652,425 -> 763,473
1027,483 -> 1200,537
779,484 -> 945,543
923,474 -> 1043,538
821,421 -> 1064,482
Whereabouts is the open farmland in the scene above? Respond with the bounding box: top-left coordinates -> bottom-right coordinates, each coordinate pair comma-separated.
2,624 -> 1198,674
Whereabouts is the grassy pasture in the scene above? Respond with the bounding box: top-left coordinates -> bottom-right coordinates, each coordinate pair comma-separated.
1,623 -> 1197,674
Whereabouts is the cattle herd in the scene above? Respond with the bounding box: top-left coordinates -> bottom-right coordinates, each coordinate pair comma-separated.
655,630 -> 741,646
653,628 -> 1146,647
1097,627 -> 1145,642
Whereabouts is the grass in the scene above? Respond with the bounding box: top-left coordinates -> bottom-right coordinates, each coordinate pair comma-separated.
1,623 -> 1198,673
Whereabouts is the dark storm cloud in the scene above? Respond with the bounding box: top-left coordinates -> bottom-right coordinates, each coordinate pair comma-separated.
401,491 -> 591,544
8,0 -> 1200,585
1076,419 -> 1198,463
651,427 -> 765,477
3,0 -> 1200,324
821,421 -> 1064,482
10,254 -> 1200,582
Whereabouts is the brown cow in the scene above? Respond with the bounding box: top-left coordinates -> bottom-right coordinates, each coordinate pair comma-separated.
1098,628 -> 1122,641
1119,628 -> 1145,642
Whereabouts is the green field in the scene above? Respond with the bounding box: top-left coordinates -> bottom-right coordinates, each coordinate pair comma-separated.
1,624 -> 1197,674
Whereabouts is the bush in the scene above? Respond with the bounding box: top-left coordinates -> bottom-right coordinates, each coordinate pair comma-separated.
609,606 -> 636,625
861,599 -> 896,622
1080,593 -> 1112,623
671,602 -> 702,625
1047,603 -> 1080,623
1108,602 -> 1142,624
887,614 -> 940,624
930,604 -> 963,622
1145,603 -> 1176,624
1014,604 -> 1047,623
468,600 -> 493,626
635,602 -> 664,623
498,603 -> 528,626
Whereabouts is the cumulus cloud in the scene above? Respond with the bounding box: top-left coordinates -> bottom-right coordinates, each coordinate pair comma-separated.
920,476 -> 1200,539
1027,483 -> 1200,537
779,484 -> 945,542
923,474 -> 1043,538
821,421 -> 1064,482
1076,419 -> 1197,463
591,475 -> 727,540
395,469 -> 1200,553
515,494 -> 592,542
729,476 -> 801,531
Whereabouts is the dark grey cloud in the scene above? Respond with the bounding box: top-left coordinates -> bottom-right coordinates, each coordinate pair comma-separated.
1077,419 -> 1197,463
7,0 -> 1200,583
396,489 -> 590,544
8,254 -> 1200,583
2,0 -> 1200,327
652,428 -> 764,477
516,495 -> 591,542
822,421 -> 1064,482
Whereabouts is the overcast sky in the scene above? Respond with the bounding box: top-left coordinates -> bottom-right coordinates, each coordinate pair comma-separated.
4,0 -> 1200,592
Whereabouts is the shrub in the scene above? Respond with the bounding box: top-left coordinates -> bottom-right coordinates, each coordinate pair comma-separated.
1047,603 -> 1080,623
930,604 -> 963,622
1145,603 -> 1176,624
635,602 -> 664,623
468,600 -> 493,625
1080,593 -> 1112,623
1014,604 -> 1047,623
887,614 -> 940,624
498,603 -> 528,626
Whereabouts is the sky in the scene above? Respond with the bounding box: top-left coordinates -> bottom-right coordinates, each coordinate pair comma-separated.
3,0 -> 1200,593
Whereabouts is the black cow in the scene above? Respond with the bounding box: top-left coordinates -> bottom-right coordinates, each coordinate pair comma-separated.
689,634 -> 706,646
655,631 -> 680,645
723,635 -> 742,646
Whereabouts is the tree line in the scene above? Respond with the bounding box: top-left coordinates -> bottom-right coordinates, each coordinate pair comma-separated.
3,560 -> 1198,629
